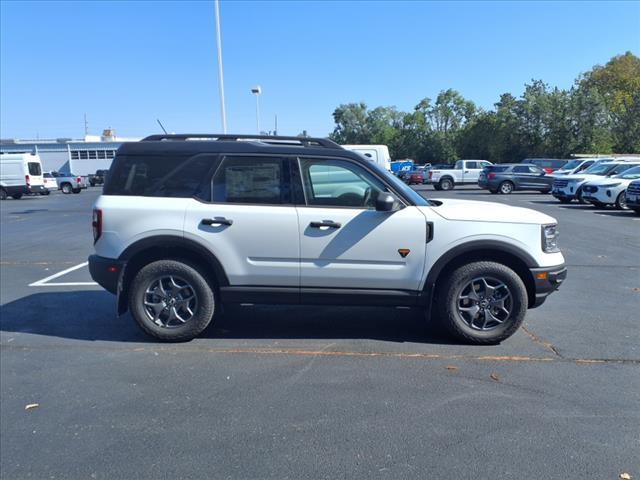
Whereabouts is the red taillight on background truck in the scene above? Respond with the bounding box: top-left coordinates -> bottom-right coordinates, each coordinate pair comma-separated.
92,209 -> 102,243
76,176 -> 82,184
25,175 -> 30,187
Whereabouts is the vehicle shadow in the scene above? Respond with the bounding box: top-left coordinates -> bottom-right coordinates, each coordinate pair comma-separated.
0,291 -> 457,345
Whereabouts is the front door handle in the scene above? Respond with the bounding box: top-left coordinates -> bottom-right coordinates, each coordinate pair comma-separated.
201,217 -> 233,226
310,220 -> 341,229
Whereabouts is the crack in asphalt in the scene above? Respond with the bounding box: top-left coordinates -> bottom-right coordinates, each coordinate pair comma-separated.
521,324 -> 564,358
1,343 -> 638,365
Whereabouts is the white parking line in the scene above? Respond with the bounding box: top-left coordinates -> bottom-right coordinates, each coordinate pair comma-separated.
29,262 -> 98,287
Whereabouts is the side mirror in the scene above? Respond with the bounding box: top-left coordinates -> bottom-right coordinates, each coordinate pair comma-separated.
375,192 -> 395,212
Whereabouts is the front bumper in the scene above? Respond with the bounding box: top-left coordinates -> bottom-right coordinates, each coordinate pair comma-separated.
88,255 -> 125,295
529,264 -> 567,308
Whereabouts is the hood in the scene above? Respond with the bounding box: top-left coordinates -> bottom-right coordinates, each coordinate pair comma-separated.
561,173 -> 606,182
424,198 -> 556,225
585,176 -> 635,187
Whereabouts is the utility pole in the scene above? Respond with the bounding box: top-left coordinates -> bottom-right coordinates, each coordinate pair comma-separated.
251,85 -> 262,134
274,114 -> 278,136
214,0 -> 227,133
84,113 -> 88,137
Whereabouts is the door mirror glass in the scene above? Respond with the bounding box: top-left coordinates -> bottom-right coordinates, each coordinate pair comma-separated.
375,192 -> 395,212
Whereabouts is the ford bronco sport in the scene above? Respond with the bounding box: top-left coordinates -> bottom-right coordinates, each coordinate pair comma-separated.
89,134 -> 566,343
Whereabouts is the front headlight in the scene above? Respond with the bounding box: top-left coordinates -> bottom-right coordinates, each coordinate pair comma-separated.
542,224 -> 560,253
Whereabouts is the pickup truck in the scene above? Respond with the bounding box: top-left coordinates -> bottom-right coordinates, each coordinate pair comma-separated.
429,160 -> 493,190
50,171 -> 88,194
88,169 -> 109,187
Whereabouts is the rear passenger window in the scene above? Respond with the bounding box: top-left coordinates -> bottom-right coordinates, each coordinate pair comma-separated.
104,154 -> 214,199
513,166 -> 529,173
212,157 -> 287,204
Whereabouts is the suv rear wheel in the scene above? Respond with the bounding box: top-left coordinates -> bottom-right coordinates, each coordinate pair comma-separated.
128,259 -> 216,342
499,181 -> 514,194
435,261 -> 527,344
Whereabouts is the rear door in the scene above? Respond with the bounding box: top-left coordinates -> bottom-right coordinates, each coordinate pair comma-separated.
294,157 -> 427,291
26,159 -> 44,187
512,165 -> 533,188
184,155 -> 300,287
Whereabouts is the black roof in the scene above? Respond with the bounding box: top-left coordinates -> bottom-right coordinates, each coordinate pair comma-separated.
117,134 -> 359,160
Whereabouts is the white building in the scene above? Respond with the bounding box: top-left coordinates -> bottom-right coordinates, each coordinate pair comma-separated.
0,129 -> 140,175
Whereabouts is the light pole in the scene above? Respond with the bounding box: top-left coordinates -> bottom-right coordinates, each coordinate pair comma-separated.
251,85 -> 261,134
214,0 -> 227,133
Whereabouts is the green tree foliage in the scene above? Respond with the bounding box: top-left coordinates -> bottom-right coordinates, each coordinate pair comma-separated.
329,53 -> 640,163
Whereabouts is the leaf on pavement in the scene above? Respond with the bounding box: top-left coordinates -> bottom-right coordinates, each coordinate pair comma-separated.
25,403 -> 39,411
619,473 -> 631,480
490,373 -> 500,382
445,365 -> 458,371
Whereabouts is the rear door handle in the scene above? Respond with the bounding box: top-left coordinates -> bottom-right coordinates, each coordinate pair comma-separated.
310,220 -> 341,229
201,217 -> 233,226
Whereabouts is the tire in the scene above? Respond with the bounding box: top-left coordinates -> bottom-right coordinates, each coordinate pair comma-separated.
489,189 -> 498,194
433,185 -> 442,191
540,189 -> 551,194
61,183 -> 72,194
633,208 -> 640,215
128,259 -> 216,342
72,188 -> 81,194
615,191 -> 628,210
40,190 -> 50,196
591,201 -> 606,208
576,188 -> 587,204
435,261 -> 528,345
0,189 -> 7,200
439,178 -> 454,191
12,193 -> 23,200
498,181 -> 514,194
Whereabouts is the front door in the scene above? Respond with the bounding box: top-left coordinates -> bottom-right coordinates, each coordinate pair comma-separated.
184,155 -> 300,287
295,157 -> 428,291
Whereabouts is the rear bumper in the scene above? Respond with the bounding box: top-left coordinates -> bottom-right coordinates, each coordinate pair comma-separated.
529,264 -> 567,308
28,185 -> 46,193
88,255 -> 124,295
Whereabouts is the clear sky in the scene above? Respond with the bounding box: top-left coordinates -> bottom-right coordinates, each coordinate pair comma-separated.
1,0 -> 639,139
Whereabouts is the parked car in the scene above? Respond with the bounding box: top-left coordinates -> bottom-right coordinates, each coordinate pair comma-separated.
551,161 -> 640,204
552,158 -> 612,176
478,164 -> 553,194
88,169 -> 109,187
624,179 -> 640,214
49,171 -> 89,194
429,160 -> 493,190
0,153 -> 46,200
581,166 -> 640,209
89,133 -> 566,344
42,172 -> 58,195
521,158 -> 568,174
405,169 -> 425,185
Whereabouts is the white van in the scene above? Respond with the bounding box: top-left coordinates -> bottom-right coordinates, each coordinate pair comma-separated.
342,145 -> 392,171
0,153 -> 46,200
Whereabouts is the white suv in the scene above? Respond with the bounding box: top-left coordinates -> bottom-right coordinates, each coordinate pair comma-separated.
89,134 -> 566,343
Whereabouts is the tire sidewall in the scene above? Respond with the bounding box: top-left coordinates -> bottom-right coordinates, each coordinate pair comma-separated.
440,178 -> 453,190
62,184 -> 71,194
499,181 -> 513,194
616,191 -> 627,210
438,262 -> 528,344
129,260 -> 216,342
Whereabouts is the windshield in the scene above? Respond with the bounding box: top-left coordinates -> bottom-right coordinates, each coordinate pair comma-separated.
583,163 -> 617,175
561,160 -> 582,170
369,162 -> 429,206
615,166 -> 640,179
610,164 -> 639,176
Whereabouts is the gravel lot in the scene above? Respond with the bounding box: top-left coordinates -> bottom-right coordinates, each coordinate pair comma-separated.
1,186 -> 639,479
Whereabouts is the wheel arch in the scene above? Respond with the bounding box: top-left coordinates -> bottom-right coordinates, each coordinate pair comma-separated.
424,241 -> 537,312
116,236 -> 229,314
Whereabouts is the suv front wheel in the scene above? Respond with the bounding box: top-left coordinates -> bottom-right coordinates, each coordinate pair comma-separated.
129,260 -> 216,342
436,261 -> 527,344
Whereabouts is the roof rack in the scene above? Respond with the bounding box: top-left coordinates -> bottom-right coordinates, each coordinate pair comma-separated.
140,134 -> 342,149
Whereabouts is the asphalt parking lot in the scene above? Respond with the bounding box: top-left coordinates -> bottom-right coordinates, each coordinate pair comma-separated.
1,186 -> 639,479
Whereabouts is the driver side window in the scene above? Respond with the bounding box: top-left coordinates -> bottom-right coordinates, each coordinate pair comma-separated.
299,158 -> 385,208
